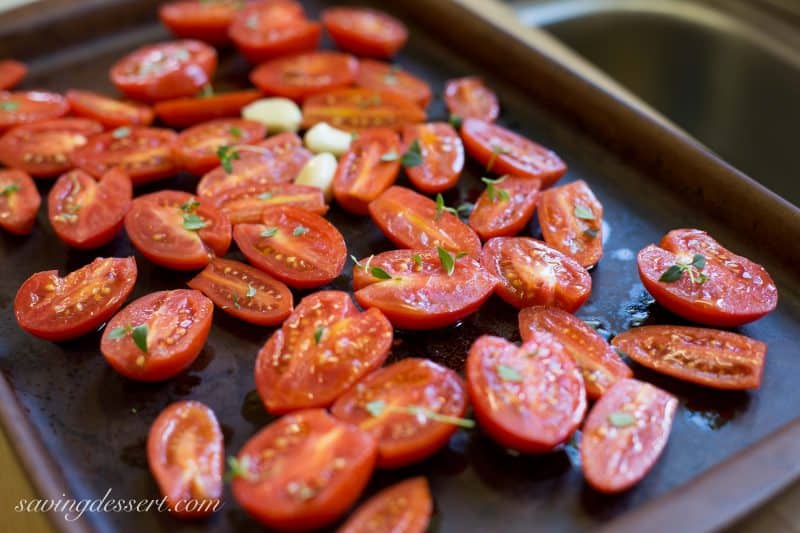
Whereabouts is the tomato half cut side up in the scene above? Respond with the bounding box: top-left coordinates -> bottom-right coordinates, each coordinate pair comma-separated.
66,90 -> 154,129
125,190 -> 231,271
211,183 -> 328,225
230,409 -> 377,531
14,257 -> 137,342
333,127 -> 401,215
444,77 -> 499,123
0,169 -> 41,235
637,228 -> 778,326
0,60 -> 27,91
0,91 -> 69,131
159,0 -> 242,45
401,122 -> 464,194
153,90 -> 262,128
147,400 -> 223,518
302,88 -> 426,132
581,378 -> 677,494
352,248 -> 496,330
612,325 -> 766,390
331,358 -> 468,468
537,179 -> 603,267
250,51 -> 358,101
187,257 -> 293,326
48,168 -> 132,249
100,289 -> 213,381
173,118 -> 266,176
466,334 -> 586,453
339,477 -> 433,533
322,7 -> 408,59
229,0 -> 320,64
468,175 -> 540,240
519,306 -> 631,399
355,60 -> 432,109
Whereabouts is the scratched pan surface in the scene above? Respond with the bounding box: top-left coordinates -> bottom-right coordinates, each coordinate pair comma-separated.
1,1 -> 800,532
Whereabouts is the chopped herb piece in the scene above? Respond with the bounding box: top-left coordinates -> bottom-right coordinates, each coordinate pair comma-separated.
608,411 -> 636,428
412,253 -> 422,268
481,176 -> 509,203
131,324 -> 148,353
232,292 -> 241,309
180,198 -> 200,213
401,139 -> 423,168
228,125 -> 242,138
246,284 -> 256,299
437,246 -> 456,276
434,193 -> 459,220
261,226 -> 278,238
0,183 -> 20,196
456,202 -> 473,216
659,253 -> 708,284
486,144 -> 510,172
497,364 -> 524,382
217,145 -> 240,173
365,400 -> 386,417
257,192 -> 273,201
199,85 -> 214,98
112,126 -> 131,139
293,225 -> 308,237
574,205 -> 595,220
1,101 -> 19,111
365,399 -> 474,428
380,151 -> 399,162
584,228 -> 599,239
369,266 -> 393,280
108,325 -> 130,340
182,213 -> 208,231
314,326 -> 325,345
224,455 -> 252,483
448,114 -> 463,129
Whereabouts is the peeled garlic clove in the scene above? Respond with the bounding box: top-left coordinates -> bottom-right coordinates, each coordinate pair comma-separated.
304,122 -> 352,156
294,152 -> 338,202
242,98 -> 302,133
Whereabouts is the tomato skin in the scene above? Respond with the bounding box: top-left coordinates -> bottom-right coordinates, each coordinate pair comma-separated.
0,60 -> 27,91
466,334 -> 586,453
468,175 -> 540,240
331,358 -> 468,468
187,257 -> 293,326
0,169 -> 41,235
401,122 -> 464,194
147,400 -> 223,518
333,128 -> 401,215
302,88 -> 426,132
537,179 -> 603,267
322,7 -> 408,59
211,183 -> 328,225
229,1 -> 321,64
581,378 -> 677,493
519,306 -> 631,399
14,257 -> 137,342
48,169 -> 132,249
444,77 -> 499,123
0,91 -> 69,131
250,51 -> 359,101
153,90 -> 262,128
66,90 -> 154,129
612,325 -> 766,390
355,60 -> 432,109
173,118 -> 266,176
159,0 -> 242,45
339,477 -> 432,533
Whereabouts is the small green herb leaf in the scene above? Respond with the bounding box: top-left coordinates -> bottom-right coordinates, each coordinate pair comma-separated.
131,324 -> 148,353
486,144 -> 510,172
412,253 -> 422,268
401,139 -> 423,168
182,213 -> 208,231
0,183 -> 20,196
608,411 -> 636,428
199,85 -> 214,98
246,284 -> 256,299
225,455 -> 252,483
257,192 -> 273,201
108,325 -> 130,340
1,101 -> 19,111
659,254 -> 708,284
293,225 -> 308,237
481,176 -> 509,203
366,400 -> 386,417
448,114 -> 463,129
584,228 -> 599,239
380,151 -> 399,162
435,193 -> 460,220
574,205 -> 595,220
217,145 -> 240,173
180,198 -> 200,213
456,202 -> 473,215
228,125 -> 243,139
112,126 -> 131,139
437,246 -> 456,276
497,364 -> 524,382
314,326 -> 325,345
369,266 -> 393,280
691,253 -> 706,269
261,226 -> 278,238
232,292 -> 240,309
659,265 -> 684,283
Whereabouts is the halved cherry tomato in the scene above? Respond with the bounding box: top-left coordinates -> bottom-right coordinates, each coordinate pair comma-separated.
352,248 -> 496,330
637,228 -> 778,326
538,179 -> 603,267
0,169 -> 41,235
100,289 -> 213,381
0,118 -> 102,178
612,325 -> 766,390
233,205 -> 346,288
581,378 -> 677,493
401,122 -> 464,194
188,257 -> 293,326
355,60 -> 432,109
0,60 -> 27,91
255,291 -> 392,413
444,77 -> 499,123
211,183 -> 328,225
468,175 -> 540,240
66,90 -> 154,129
125,190 -> 231,271
461,118 -> 566,186
48,169 -> 132,249
481,237 -> 591,311
368,186 -> 481,257
302,88 -> 426,132
333,128 -> 400,214
174,118 -> 266,175
250,51 -> 358,101
229,0 -> 320,64
0,91 -> 69,131
331,358 -> 468,468
197,132 -> 310,197
339,477 -> 432,533
519,306 -> 631,399
467,334 -> 586,453
231,409 -> 377,531
14,257 -> 137,342
147,400 -> 223,518
322,7 -> 408,59
110,40 -> 217,102
153,90 -> 262,128
159,0 -> 242,45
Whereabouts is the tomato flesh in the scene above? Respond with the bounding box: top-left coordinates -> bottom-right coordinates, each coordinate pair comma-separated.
0,60 -> 27,91
0,91 -> 69,131
250,51 -> 358,101
445,77 -> 499,122
229,0 -> 320,64
211,183 -> 328,225
153,90 -> 262,128
468,175 -> 540,240
302,88 -> 426,132
0,169 -> 41,235
339,477 -> 432,533
401,122 -> 464,194
355,60 -> 432,108
322,7 -> 408,59
174,118 -> 266,175
66,90 -> 154,129
159,0 -> 242,45
537,179 -> 603,267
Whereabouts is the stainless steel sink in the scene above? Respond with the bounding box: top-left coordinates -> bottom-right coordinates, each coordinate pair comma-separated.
509,0 -> 800,206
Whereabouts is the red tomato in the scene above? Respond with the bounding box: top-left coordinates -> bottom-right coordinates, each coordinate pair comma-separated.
187,257 -> 293,326
481,237 -> 591,311
0,60 -> 27,91
0,91 -> 69,131
401,122 -> 464,194
612,325 -> 766,390
352,248 -> 496,330
233,205 -> 346,288
100,289 -> 213,381
231,409 -> 377,531
339,477 -> 432,533
255,291 -> 392,413
0,169 -> 41,235
333,128 -> 400,214
368,186 -> 482,257
159,0 -> 242,45
302,88 -> 426,132
637,228 -> 778,326
211,183 -> 328,225
250,51 -> 358,101
331,358 -> 468,468
519,306 -> 632,399
355,60 -> 432,108
537,179 -> 603,267
125,190 -> 231,271
174,118 -> 266,175
110,40 -> 217,102
48,169 -> 132,249
444,77 -> 499,123
229,0 -> 320,64
581,378 -> 677,493
322,7 -> 408,59
461,118 -> 566,186
466,334 -> 586,453
14,257 -> 137,342
153,90 -> 262,128
468,175 -> 540,240
147,400 -> 223,518
66,90 -> 154,129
